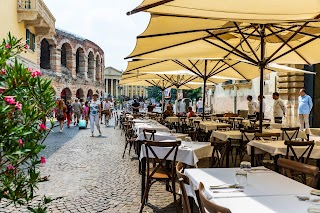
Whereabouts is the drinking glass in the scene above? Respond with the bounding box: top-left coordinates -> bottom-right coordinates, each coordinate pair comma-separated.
185,137 -> 192,142
240,161 -> 251,172
235,170 -> 248,187
308,206 -> 320,213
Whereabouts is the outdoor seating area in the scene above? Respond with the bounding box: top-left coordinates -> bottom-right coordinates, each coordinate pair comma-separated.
117,109 -> 320,212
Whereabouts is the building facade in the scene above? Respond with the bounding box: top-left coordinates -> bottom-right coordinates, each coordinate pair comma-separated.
104,67 -> 148,99
39,29 -> 105,102
1,0 -> 55,69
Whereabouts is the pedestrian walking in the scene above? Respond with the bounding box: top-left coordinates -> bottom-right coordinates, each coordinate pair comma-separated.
272,92 -> 286,123
247,95 -> 257,119
72,99 -> 82,125
83,101 -> 89,128
89,93 -> 102,137
66,100 -> 73,128
102,98 -> 112,126
56,100 -> 66,132
256,95 -> 265,120
298,89 -> 313,129
196,98 -> 203,113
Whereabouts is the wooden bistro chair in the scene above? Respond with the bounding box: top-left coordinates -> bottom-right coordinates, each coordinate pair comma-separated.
176,162 -> 201,213
210,140 -> 228,168
179,178 -> 192,213
253,133 -> 280,166
199,182 -> 232,213
140,140 -> 181,213
143,129 -> 156,141
285,140 -> 315,164
278,158 -> 319,188
122,127 -> 137,158
281,127 -> 300,141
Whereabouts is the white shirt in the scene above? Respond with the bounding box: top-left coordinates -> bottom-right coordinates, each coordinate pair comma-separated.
273,98 -> 286,117
89,100 -> 100,115
248,100 -> 257,115
256,100 -> 266,113
103,101 -> 111,110
197,100 -> 203,109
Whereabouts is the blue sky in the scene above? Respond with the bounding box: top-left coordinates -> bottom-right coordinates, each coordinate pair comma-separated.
45,0 -> 149,71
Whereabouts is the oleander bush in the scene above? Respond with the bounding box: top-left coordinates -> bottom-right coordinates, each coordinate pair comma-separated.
0,33 -> 55,212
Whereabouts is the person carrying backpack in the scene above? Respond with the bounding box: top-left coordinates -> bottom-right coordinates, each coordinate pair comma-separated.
66,100 -> 73,128
56,100 -> 67,132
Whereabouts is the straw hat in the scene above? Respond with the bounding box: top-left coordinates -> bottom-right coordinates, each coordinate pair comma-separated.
93,93 -> 99,97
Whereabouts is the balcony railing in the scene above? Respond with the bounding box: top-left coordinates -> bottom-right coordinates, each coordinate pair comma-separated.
17,0 -> 55,36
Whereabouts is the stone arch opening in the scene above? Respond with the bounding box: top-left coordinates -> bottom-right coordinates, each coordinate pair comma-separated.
96,55 -> 101,81
76,48 -> 86,77
88,51 -> 94,79
61,88 -> 72,104
61,43 -> 72,70
76,88 -> 84,99
40,39 -> 51,69
87,89 -> 93,100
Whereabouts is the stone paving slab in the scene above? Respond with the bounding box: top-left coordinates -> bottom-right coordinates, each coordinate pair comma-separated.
0,117 -> 200,212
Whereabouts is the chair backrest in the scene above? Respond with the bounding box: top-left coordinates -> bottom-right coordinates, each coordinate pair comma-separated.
281,127 -> 300,141
240,129 -> 260,142
143,129 -> 156,141
199,182 -> 232,213
179,178 -> 192,213
194,121 -> 201,130
284,140 -> 315,163
176,162 -> 190,184
254,132 -> 280,140
210,141 -> 228,168
278,158 -> 319,188
144,140 -> 181,180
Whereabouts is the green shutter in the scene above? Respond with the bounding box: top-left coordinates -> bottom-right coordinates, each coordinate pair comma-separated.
32,34 -> 36,51
26,29 -> 30,45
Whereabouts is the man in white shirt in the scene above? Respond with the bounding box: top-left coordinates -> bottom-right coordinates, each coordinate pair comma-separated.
273,92 -> 286,123
247,95 -> 257,119
196,98 -> 203,113
101,98 -> 111,125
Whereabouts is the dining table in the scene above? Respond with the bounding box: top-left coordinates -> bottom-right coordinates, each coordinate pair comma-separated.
185,167 -> 316,213
200,121 -> 232,133
247,140 -> 320,172
139,141 -> 213,201
136,131 -> 189,142
133,122 -> 169,135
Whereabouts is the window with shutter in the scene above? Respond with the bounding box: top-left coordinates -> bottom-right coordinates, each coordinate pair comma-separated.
26,29 -> 30,46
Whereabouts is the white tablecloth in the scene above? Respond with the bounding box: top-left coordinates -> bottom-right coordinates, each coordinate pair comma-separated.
247,140 -> 320,159
264,129 -> 307,140
134,123 -> 169,135
132,119 -> 150,123
165,117 -> 179,123
185,168 -> 313,213
140,142 -> 213,166
200,122 -> 232,132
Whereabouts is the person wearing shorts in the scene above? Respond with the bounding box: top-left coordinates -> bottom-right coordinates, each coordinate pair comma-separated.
72,99 -> 82,125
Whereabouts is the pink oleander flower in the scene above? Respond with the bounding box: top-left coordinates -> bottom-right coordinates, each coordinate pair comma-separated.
27,67 -> 33,72
15,101 -> 22,110
4,96 -> 16,105
5,44 -> 11,49
18,139 -> 23,145
7,164 -> 15,170
39,123 -> 46,131
31,70 -> 41,78
24,44 -> 29,49
1,68 -> 6,75
40,156 -> 46,164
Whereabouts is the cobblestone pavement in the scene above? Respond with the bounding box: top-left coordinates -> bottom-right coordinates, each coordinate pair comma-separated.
0,117 -> 199,213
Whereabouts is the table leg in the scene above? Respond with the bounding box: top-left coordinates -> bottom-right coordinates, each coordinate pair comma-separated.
141,157 -> 146,202
138,141 -> 142,174
226,139 -> 230,168
250,145 -> 255,167
274,155 -> 280,173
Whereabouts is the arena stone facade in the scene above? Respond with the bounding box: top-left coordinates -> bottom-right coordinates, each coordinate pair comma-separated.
38,29 -> 105,102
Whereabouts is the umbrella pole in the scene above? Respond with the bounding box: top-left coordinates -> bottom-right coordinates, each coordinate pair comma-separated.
259,25 -> 266,132
202,60 -> 208,121
161,89 -> 165,113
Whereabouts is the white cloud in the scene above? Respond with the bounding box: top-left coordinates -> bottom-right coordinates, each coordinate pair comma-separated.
45,0 -> 149,70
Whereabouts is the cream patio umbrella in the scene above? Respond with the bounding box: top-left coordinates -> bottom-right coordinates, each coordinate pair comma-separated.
120,71 -> 225,113
125,12 -> 320,129
124,58 -> 315,119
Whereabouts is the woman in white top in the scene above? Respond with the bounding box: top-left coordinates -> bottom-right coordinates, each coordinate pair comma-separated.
89,93 -> 102,137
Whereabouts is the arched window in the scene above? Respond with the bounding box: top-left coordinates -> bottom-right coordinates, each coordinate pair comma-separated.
87,51 -> 94,79
61,43 -> 71,69
76,48 -> 85,76
40,39 -> 50,69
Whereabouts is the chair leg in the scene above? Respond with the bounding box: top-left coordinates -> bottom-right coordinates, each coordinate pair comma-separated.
122,141 -> 128,158
140,180 -> 150,213
189,196 -> 194,213
129,141 -> 133,155
172,179 -> 179,213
